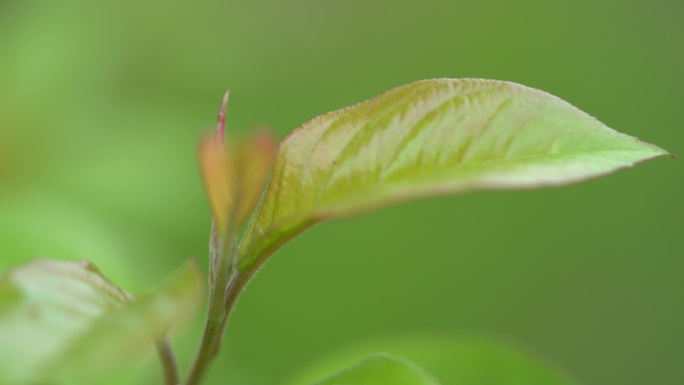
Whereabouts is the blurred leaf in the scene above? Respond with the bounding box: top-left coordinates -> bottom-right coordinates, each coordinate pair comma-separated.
49,260 -> 203,384
311,353 -> 440,385
285,335 -> 578,385
199,135 -> 234,230
0,259 -> 202,384
199,131 -> 277,233
238,78 -> 669,271
0,259 -> 132,384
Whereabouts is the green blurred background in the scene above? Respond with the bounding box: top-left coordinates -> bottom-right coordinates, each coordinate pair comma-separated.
0,0 -> 682,384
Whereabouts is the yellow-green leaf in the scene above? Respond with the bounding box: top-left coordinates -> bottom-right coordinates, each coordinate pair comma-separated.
238,79 -> 669,272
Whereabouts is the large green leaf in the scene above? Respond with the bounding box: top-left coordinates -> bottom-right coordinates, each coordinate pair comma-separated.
311,353 -> 440,385
238,79 -> 669,271
0,259 -> 202,384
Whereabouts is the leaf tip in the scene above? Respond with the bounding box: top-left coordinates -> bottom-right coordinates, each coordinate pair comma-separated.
216,89 -> 230,143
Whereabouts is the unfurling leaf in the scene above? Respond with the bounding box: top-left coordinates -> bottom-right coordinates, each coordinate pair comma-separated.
238,78 -> 670,272
199,131 -> 277,233
199,137 -> 234,231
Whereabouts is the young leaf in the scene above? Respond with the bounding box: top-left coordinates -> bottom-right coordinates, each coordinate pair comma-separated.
199,136 -> 235,232
238,78 -> 669,272
199,131 -> 277,233
311,353 -> 440,385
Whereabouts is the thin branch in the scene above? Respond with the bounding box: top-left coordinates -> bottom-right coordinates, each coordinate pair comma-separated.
156,337 -> 180,385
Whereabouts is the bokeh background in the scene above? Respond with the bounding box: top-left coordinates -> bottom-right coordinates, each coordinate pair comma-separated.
0,0 -> 682,384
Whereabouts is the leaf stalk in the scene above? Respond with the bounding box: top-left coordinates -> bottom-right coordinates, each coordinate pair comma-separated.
156,338 -> 180,385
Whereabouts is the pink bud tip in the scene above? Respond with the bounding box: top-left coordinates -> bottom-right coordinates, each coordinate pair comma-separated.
216,90 -> 230,143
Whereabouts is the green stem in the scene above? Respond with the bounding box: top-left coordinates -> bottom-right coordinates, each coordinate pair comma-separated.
185,228 -> 240,385
156,337 -> 180,385
185,271 -> 245,385
185,194 -> 259,385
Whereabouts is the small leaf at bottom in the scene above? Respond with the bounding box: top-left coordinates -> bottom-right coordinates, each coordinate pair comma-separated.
312,353 -> 440,385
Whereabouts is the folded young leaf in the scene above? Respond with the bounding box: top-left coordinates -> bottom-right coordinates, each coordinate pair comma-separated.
238,78 -> 669,272
199,136 -> 235,232
199,131 -> 277,233
310,353 -> 440,385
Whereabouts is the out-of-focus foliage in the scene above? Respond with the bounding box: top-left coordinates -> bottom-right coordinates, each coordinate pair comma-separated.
0,260 -> 132,383
0,1 -> 681,385
309,354 -> 440,385
199,131 -> 277,232
0,260 -> 202,384
285,335 -> 578,385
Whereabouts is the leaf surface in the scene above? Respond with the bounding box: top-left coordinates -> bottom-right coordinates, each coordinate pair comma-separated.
0,260 -> 132,383
50,260 -> 202,384
0,259 -> 202,384
238,79 -> 669,271
285,335 -> 577,385
311,353 -> 440,385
